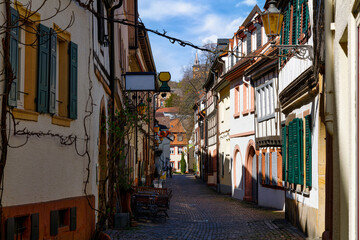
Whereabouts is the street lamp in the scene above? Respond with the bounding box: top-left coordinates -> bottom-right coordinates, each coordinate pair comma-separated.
137,101 -> 146,116
261,0 -> 284,38
261,0 -> 313,61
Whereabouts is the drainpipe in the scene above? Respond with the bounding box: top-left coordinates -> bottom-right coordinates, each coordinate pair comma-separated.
323,0 -> 334,239
108,0 -> 123,225
215,94 -> 220,193
324,0 -> 334,137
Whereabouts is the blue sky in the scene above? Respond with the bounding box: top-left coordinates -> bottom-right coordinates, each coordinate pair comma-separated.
138,0 -> 266,82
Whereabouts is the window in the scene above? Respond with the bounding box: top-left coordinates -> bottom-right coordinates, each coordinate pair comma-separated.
256,77 -> 275,122
170,147 -> 174,155
242,82 -> 254,115
280,0 -> 310,63
256,25 -> 262,49
282,116 -> 312,188
178,134 -> 183,142
234,85 -> 240,117
50,207 -> 77,236
246,32 -> 251,55
8,7 -> 78,121
178,147 -> 183,155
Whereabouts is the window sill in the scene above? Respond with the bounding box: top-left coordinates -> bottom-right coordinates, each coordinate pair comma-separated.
52,116 -> 72,127
12,108 -> 39,122
233,112 -> 240,118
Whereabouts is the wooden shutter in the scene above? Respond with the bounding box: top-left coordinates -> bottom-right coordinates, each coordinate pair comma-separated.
305,115 -> 312,187
293,118 -> 304,185
8,7 -> 19,107
265,152 -> 270,184
50,210 -> 59,236
302,0 -> 309,37
247,33 -> 251,55
97,0 -> 105,44
292,0 -> 299,44
282,125 -> 287,182
258,152 -> 262,181
6,218 -> 15,240
31,213 -> 39,240
272,152 -> 278,185
69,41 -> 78,119
49,29 -> 57,114
256,26 -> 262,49
37,24 -> 50,113
288,121 -> 294,183
70,207 -> 77,231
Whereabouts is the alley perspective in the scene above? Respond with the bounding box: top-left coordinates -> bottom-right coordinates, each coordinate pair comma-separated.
0,0 -> 358,239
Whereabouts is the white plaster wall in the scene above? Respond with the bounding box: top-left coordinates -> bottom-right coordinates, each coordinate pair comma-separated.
332,1 -> 358,237
229,78 -> 255,199
2,0 -> 97,206
229,79 -> 255,136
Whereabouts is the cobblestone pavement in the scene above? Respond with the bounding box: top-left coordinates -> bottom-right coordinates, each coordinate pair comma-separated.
108,174 -> 306,240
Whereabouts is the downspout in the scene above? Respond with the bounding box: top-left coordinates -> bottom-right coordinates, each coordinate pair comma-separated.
324,0 -> 334,239
109,0 -> 123,225
324,0 -> 334,137
215,94 -> 220,193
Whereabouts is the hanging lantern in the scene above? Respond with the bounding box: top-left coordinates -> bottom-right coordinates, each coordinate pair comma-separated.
261,0 -> 284,37
137,101 -> 146,115
159,137 -> 164,141
154,124 -> 160,133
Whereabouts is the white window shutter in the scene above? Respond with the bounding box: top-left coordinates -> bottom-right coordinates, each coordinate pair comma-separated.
272,152 -> 278,185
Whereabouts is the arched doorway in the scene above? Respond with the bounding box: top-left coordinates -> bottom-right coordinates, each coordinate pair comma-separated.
98,99 -> 107,221
244,140 -> 256,202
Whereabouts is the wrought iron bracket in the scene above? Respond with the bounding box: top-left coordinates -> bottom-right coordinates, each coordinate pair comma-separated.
272,44 -> 314,61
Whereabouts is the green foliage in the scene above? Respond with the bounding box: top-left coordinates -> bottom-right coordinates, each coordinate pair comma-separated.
164,93 -> 180,107
104,101 -> 149,192
180,152 -> 186,174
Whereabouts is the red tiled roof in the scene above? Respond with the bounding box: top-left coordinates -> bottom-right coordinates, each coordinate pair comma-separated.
156,107 -> 179,113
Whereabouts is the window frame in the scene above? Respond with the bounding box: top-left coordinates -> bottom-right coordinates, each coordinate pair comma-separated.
256,79 -> 275,122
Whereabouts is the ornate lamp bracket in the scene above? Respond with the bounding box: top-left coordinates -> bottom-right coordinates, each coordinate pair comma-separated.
274,44 -> 314,61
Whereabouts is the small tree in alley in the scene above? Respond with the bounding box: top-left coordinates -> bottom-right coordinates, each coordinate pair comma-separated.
180,152 -> 186,174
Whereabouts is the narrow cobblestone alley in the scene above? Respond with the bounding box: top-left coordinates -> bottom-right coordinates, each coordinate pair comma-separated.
108,175 -> 306,240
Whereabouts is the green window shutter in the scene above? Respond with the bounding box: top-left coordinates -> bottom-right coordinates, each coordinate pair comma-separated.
282,125 -> 287,182
292,0 -> 298,44
6,218 -> 15,240
302,0 -> 309,37
293,119 -> 299,184
31,213 -> 39,240
8,7 -> 19,107
37,24 -> 50,113
298,118 -> 304,185
69,41 -> 78,119
305,115 -> 312,187
49,29 -> 57,114
50,210 -> 59,236
70,207 -> 77,231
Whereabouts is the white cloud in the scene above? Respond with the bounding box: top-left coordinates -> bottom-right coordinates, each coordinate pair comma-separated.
237,0 -> 257,7
190,14 -> 244,44
139,1 -> 205,21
